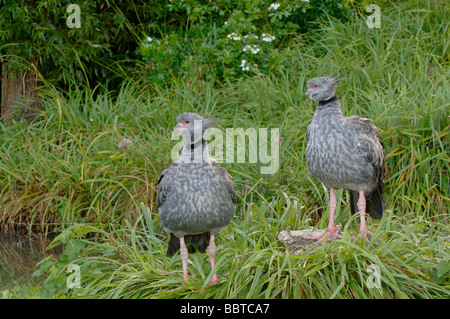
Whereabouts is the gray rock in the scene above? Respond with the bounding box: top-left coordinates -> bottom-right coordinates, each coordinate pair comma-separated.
278,230 -> 325,254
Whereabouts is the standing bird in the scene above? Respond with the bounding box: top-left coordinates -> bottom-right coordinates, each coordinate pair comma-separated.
305,75 -> 385,242
157,112 -> 236,285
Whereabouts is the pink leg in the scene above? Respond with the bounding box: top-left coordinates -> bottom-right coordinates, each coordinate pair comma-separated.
164,236 -> 190,292
307,187 -> 342,243
208,234 -> 219,285
179,236 -> 190,282
357,190 -> 373,238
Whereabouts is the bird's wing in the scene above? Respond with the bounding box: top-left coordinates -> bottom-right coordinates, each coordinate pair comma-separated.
345,115 -> 385,185
306,122 -> 312,145
156,162 -> 179,207
211,162 -> 237,205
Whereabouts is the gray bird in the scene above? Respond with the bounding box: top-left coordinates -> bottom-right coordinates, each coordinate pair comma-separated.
305,75 -> 385,242
157,112 -> 236,285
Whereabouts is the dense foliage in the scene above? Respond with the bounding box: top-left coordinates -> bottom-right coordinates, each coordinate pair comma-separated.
1,0 -> 354,87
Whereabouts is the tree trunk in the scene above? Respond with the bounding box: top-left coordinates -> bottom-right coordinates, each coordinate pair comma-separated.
1,61 -> 40,124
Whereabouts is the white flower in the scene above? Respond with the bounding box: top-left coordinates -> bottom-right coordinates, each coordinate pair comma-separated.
142,36 -> 153,48
240,59 -> 250,71
268,3 -> 280,11
227,32 -> 241,41
261,33 -> 276,42
244,34 -> 258,40
243,45 -> 260,54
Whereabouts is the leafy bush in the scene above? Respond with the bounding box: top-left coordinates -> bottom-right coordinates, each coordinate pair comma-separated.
0,0 -> 355,88
136,0 -> 355,84
0,0 -> 152,87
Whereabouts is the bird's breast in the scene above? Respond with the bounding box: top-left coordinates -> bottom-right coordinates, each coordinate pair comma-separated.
306,120 -> 374,190
159,164 -> 235,235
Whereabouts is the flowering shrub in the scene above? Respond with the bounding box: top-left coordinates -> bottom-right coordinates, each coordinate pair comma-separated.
137,0 -> 354,84
0,0 -> 354,89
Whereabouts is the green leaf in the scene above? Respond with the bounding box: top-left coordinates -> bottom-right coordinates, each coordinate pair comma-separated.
436,260 -> 450,278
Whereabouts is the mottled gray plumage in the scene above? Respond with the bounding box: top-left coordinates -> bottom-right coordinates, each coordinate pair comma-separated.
157,112 -> 236,284
158,160 -> 236,239
305,75 -> 385,240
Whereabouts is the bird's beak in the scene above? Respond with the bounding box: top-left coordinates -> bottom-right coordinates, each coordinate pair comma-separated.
173,123 -> 185,133
305,89 -> 312,97
175,122 -> 189,129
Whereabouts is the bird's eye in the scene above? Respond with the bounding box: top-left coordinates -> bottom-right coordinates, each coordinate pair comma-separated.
185,121 -> 190,124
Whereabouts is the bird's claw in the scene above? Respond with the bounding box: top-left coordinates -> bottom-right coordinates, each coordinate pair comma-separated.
351,230 -> 373,240
307,227 -> 342,243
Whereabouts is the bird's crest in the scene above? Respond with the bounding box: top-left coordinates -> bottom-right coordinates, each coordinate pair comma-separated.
332,74 -> 346,84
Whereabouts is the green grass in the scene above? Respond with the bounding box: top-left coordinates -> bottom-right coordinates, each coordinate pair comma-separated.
0,0 -> 449,298
30,203 -> 449,298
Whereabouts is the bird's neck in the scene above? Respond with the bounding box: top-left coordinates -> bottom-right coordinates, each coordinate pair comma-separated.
179,138 -> 213,164
314,96 -> 343,117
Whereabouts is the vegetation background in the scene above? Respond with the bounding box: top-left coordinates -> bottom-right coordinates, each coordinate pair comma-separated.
0,0 -> 448,298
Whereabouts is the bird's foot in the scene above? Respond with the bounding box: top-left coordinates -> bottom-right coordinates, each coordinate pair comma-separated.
360,230 -> 373,237
351,230 -> 373,240
163,282 -> 187,292
208,278 -> 219,285
307,227 -> 342,243
208,272 -> 219,285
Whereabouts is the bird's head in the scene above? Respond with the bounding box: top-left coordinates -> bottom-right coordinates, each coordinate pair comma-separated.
305,75 -> 345,102
174,112 -> 219,144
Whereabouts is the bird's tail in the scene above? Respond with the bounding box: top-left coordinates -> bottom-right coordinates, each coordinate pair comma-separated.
167,232 -> 211,257
350,187 -> 384,219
